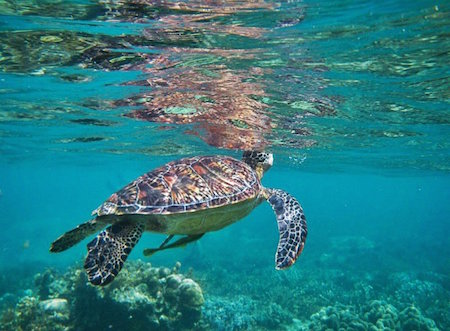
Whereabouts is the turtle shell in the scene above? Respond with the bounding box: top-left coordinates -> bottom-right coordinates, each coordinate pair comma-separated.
94,156 -> 261,216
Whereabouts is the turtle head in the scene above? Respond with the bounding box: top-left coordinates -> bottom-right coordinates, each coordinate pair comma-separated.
242,151 -> 273,178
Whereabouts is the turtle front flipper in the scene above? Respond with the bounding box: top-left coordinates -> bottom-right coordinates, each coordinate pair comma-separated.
266,188 -> 307,269
50,219 -> 104,253
84,221 -> 144,286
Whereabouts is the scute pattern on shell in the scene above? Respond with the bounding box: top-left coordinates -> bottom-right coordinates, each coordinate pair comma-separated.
94,156 -> 261,216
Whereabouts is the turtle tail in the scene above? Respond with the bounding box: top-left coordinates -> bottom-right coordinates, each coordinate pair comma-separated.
50,220 -> 104,253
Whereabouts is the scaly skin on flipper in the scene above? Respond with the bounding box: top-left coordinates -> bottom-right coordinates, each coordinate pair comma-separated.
265,188 -> 307,269
84,221 -> 144,286
50,220 -> 104,252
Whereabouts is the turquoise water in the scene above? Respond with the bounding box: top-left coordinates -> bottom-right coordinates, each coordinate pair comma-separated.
0,0 -> 449,330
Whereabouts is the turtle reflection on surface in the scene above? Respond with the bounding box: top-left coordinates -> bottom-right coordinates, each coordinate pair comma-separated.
119,51 -> 272,150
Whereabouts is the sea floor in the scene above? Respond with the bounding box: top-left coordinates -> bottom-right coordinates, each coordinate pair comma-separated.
1,253 -> 448,330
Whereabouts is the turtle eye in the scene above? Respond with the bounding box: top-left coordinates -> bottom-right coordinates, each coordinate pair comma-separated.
242,151 -> 252,158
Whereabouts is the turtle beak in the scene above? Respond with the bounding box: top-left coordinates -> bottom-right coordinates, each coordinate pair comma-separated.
268,154 -> 273,166
263,154 -> 273,172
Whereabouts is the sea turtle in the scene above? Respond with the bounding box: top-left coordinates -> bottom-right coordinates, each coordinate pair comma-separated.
50,152 -> 307,286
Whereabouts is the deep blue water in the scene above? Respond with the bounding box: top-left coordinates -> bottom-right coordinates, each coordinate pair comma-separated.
0,0 -> 449,330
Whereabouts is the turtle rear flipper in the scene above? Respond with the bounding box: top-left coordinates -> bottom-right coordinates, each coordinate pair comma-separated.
50,220 -> 104,253
266,189 -> 307,269
84,221 -> 144,286
143,234 -> 204,257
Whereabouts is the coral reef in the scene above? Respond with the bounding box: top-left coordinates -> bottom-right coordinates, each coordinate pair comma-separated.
298,300 -> 439,331
388,272 -> 448,308
305,304 -> 367,331
1,295 -> 69,331
203,295 -> 257,330
0,261 -> 205,331
363,300 -> 398,329
399,305 -> 440,331
197,254 -> 448,330
0,258 -> 448,330
202,295 -> 293,330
